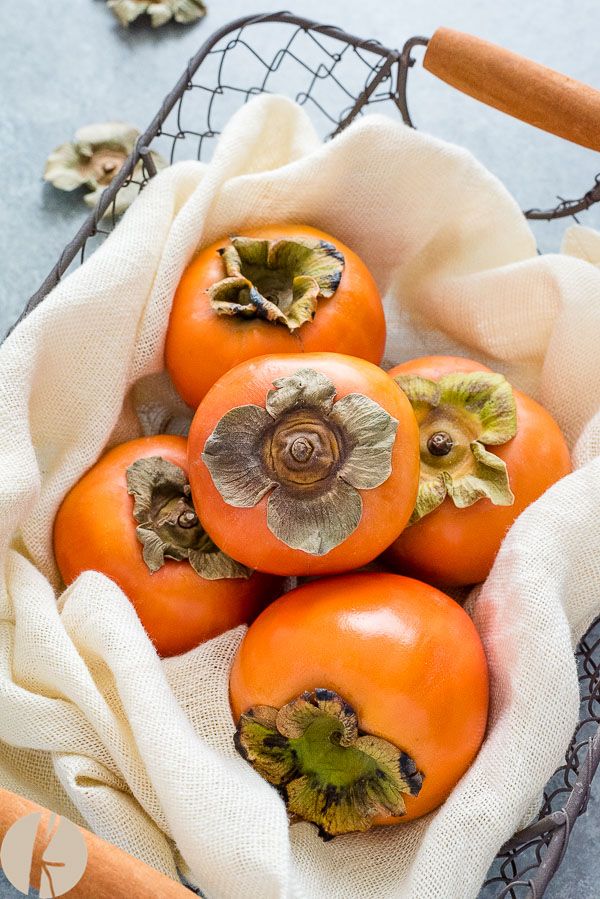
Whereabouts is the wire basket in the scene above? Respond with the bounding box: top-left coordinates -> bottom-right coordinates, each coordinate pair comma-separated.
15,12 -> 600,898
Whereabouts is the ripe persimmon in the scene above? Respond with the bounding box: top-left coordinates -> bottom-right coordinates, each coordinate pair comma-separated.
385,356 -> 572,586
230,572 -> 489,836
53,435 -> 281,657
165,225 -> 386,407
187,353 -> 420,577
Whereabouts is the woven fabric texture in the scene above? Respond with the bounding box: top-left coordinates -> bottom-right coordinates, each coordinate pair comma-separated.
1,95 -> 600,898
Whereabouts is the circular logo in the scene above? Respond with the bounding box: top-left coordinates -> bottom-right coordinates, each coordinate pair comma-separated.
0,812 -> 88,898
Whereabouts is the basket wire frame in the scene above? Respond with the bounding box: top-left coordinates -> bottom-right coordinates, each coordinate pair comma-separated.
18,12 -> 600,897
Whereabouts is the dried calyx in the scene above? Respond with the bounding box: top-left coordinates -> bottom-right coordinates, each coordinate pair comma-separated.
202,368 -> 398,555
394,371 -> 517,523
126,456 -> 250,579
107,0 -> 206,28
235,688 -> 423,838
209,236 -> 345,331
43,122 -> 166,215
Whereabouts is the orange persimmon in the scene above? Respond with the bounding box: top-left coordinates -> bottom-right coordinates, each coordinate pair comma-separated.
230,572 -> 489,836
385,355 -> 572,586
187,352 -> 420,577
165,225 -> 386,407
53,435 -> 281,657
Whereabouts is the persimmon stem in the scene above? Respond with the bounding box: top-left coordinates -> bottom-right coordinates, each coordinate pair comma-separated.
427,431 -> 454,456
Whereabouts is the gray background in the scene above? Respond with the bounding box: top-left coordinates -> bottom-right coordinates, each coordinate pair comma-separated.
1,0 -> 598,896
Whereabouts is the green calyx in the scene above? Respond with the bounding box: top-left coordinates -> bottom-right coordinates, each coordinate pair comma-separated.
208,236 -> 345,331
394,371 -> 518,523
235,688 -> 423,839
126,456 -> 251,579
202,368 -> 398,556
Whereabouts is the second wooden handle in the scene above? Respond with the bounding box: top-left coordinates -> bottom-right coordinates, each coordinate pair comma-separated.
423,27 -> 600,152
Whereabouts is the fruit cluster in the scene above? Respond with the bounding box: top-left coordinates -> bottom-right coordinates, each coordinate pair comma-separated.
54,226 -> 571,837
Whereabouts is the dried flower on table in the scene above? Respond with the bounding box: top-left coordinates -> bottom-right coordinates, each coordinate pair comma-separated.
43,122 -> 166,215
107,0 -> 207,28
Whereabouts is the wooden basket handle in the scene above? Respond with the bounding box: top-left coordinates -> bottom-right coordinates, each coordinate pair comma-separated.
0,788 -> 190,898
423,27 -> 600,152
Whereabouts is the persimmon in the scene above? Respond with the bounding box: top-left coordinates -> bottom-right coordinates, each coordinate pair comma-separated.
385,355 -> 572,586
165,225 -> 386,407
187,353 -> 420,577
230,572 -> 489,836
53,435 -> 281,657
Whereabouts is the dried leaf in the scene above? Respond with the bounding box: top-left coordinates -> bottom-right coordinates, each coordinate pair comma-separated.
267,478 -> 362,556
410,473 -> 447,524
444,441 -> 515,509
438,372 -> 517,445
188,548 -> 251,580
332,393 -> 398,490
394,374 -> 440,420
266,369 -> 336,419
107,0 -> 206,28
202,405 -> 275,507
45,120 -> 167,216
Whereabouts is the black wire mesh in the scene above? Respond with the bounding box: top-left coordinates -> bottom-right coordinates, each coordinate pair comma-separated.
158,26 -> 396,159
21,11 -> 600,326
18,12 -> 600,897
79,19 -> 408,260
480,614 -> 600,898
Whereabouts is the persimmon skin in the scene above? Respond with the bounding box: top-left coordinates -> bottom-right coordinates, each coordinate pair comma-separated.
187,353 -> 420,577
385,356 -> 572,586
53,435 -> 282,658
230,572 -> 489,824
165,225 -> 386,408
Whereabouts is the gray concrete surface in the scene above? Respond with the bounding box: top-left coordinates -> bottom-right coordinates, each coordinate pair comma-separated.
1,0 -> 599,896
